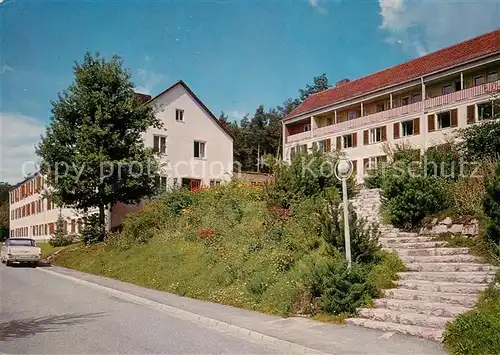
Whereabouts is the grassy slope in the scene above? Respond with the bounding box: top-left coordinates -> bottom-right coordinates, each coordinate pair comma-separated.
38,242 -> 66,258
53,183 -> 403,317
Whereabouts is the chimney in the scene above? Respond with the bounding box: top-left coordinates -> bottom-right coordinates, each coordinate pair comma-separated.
134,92 -> 152,106
336,78 -> 350,87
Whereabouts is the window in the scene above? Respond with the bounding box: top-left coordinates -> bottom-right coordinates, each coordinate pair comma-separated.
474,76 -> 484,86
401,97 -> 409,106
478,102 -> 494,121
194,141 -> 206,158
327,117 -> 334,125
364,156 -> 387,174
348,111 -> 356,120
158,176 -> 167,190
153,135 -> 166,154
437,111 -> 451,129
175,109 -> 184,122
210,179 -> 221,187
343,134 -> 353,148
487,71 -> 498,83
376,103 -> 385,113
412,93 -> 421,103
317,140 -> 324,152
370,128 -> 382,144
401,120 -> 414,136
442,84 -> 453,95
303,124 -> 311,132
455,81 -> 461,91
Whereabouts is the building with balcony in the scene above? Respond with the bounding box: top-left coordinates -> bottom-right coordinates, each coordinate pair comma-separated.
282,29 -> 500,181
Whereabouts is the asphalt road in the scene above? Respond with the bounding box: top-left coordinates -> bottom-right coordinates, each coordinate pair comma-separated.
0,265 -> 284,354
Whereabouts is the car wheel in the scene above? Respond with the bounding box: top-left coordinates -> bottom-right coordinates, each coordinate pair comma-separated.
31,262 -> 38,268
6,260 -> 11,267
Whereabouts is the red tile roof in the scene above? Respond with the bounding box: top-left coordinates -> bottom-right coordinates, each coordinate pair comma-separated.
286,29 -> 500,120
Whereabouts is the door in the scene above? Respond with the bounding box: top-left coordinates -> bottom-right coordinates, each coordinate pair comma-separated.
189,179 -> 201,191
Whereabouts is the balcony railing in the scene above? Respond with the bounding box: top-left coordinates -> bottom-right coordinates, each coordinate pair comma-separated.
286,79 -> 500,143
286,130 -> 312,143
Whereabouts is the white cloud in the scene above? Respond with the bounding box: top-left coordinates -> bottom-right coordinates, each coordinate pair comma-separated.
0,64 -> 13,75
0,113 -> 45,183
229,110 -> 247,121
309,0 -> 328,14
133,68 -> 166,96
378,0 -> 500,56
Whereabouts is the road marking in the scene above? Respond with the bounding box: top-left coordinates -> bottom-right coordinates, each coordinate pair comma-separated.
36,268 -> 325,354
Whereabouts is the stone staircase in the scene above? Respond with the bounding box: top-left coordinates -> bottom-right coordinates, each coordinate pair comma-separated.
345,227 -> 498,341
347,189 -> 498,342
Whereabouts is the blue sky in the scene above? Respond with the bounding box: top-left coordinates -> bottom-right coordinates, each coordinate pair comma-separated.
1,0 -> 499,182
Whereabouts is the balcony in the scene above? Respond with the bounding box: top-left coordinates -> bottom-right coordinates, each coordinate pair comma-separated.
286,79 -> 499,143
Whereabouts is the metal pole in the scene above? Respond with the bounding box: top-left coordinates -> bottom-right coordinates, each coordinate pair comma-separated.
342,177 -> 352,269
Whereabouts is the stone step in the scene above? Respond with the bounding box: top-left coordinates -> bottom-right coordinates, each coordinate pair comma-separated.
396,280 -> 487,294
383,288 -> 478,307
398,271 -> 496,284
357,308 -> 453,329
381,232 -> 418,238
385,247 -> 470,256
379,236 -> 435,244
389,241 -> 448,249
405,262 -> 498,272
401,254 -> 480,263
374,298 -> 472,317
344,318 -> 443,341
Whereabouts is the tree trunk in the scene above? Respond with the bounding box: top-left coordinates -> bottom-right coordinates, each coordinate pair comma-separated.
99,204 -> 106,241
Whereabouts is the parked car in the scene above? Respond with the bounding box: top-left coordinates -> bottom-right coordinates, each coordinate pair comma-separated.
1,238 -> 42,267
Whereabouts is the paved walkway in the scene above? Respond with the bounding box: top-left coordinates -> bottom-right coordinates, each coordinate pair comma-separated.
39,266 -> 446,354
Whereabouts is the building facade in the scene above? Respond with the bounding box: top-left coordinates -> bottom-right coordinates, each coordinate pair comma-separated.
8,173 -> 93,241
143,80 -> 234,190
10,81 -> 234,240
282,30 -> 500,181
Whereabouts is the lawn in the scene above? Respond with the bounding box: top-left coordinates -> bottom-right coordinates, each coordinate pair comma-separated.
38,242 -> 65,258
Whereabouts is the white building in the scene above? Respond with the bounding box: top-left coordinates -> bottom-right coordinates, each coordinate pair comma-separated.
9,80 -> 234,240
143,80 -> 233,190
282,29 -> 500,181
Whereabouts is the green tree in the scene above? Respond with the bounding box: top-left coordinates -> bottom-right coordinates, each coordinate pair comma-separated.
37,52 -> 162,242
0,182 -> 12,241
459,90 -> 500,160
484,163 -> 500,248
299,73 -> 331,102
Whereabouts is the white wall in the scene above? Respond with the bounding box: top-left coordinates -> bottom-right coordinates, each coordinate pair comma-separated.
143,83 -> 234,187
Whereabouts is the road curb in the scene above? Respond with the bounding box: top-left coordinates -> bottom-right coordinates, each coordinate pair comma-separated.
36,267 -> 326,354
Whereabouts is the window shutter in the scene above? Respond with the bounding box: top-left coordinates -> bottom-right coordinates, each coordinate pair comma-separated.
363,130 -> 369,145
351,160 -> 357,174
194,141 -> 199,157
393,123 -> 400,139
290,147 -> 295,159
381,126 -> 387,141
467,105 -> 475,124
153,136 -> 159,152
325,139 -> 331,152
428,114 -> 435,132
363,158 -> 369,175
336,137 -> 342,150
414,117 -> 420,135
451,109 -> 458,127
352,133 -> 357,147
